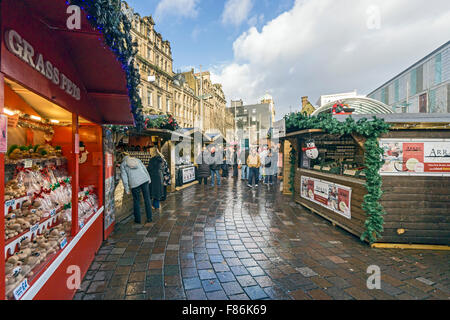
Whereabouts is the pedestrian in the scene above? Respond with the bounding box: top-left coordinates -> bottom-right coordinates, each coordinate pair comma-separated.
120,152 -> 152,224
264,149 -> 274,185
272,145 -> 280,184
247,148 -> 261,188
147,147 -> 164,212
161,152 -> 171,201
240,147 -> 249,180
196,148 -> 210,186
221,147 -> 229,178
209,146 -> 222,186
259,145 -> 268,182
232,146 -> 239,178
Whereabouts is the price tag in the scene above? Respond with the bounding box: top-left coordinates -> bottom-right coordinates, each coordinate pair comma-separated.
30,223 -> 40,233
60,238 -> 67,249
344,170 -> 357,176
24,159 -> 33,168
5,199 -> 15,208
13,279 -> 29,300
50,209 -> 56,217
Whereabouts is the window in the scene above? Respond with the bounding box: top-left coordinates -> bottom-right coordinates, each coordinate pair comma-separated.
158,95 -> 162,109
147,91 -> 152,107
167,98 -> 171,112
147,46 -> 151,59
252,109 -> 256,114
435,53 -> 442,85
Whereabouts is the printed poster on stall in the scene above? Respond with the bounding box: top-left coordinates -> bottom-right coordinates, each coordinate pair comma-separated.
380,139 -> 450,176
182,167 -> 196,184
300,176 -> 351,219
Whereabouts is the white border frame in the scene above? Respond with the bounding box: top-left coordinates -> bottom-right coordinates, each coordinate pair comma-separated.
379,138 -> 450,177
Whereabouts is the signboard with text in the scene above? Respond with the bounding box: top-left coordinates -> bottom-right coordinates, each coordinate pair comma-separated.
380,139 -> 450,176
300,176 -> 352,219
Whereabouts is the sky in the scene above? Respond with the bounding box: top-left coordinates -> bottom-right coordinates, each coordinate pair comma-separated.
124,0 -> 450,120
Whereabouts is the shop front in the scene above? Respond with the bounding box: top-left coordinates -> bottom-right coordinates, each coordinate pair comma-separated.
1,0 -> 135,299
284,113 -> 450,246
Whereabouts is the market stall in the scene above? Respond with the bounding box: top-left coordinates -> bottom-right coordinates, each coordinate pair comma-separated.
1,0 -> 138,299
283,113 -> 450,246
176,128 -> 212,188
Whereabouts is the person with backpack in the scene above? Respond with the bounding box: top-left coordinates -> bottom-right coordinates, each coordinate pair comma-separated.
120,153 -> 152,224
264,149 -> 274,185
247,148 -> 261,188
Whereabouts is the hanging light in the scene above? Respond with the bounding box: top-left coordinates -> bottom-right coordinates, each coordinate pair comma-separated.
30,115 -> 42,121
50,119 -> 60,124
3,108 -> 14,116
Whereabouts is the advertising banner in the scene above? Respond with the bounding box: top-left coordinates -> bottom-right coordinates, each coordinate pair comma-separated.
300,176 -> 352,219
182,166 -> 196,184
380,139 -> 450,176
103,128 -> 115,232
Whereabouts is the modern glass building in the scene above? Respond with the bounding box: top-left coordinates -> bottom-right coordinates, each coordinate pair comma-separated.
368,41 -> 450,113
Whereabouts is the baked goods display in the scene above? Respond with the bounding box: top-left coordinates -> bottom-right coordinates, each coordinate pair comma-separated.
4,154 -> 99,299
6,144 -> 63,161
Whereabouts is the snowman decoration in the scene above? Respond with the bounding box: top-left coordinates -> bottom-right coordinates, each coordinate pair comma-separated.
79,141 -> 89,164
302,139 -> 319,159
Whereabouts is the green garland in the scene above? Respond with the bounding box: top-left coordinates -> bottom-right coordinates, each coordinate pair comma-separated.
284,113 -> 391,244
69,0 -> 144,130
289,146 -> 296,194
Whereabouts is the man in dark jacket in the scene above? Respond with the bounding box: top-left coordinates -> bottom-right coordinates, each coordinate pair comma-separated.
196,148 -> 210,185
208,146 -> 222,187
147,148 -> 164,210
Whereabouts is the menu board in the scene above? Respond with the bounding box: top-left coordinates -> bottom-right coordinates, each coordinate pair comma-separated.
380,139 -> 450,176
300,176 -> 352,219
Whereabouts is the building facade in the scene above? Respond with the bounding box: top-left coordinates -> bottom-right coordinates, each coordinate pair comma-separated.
368,41 -> 450,113
228,95 -> 276,146
121,2 -> 232,136
121,1 -> 174,116
172,73 -> 199,128
182,69 -> 234,138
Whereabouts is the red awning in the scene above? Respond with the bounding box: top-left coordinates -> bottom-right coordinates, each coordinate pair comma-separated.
21,0 -> 135,125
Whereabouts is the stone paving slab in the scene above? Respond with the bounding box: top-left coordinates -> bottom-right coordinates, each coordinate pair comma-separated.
76,179 -> 450,300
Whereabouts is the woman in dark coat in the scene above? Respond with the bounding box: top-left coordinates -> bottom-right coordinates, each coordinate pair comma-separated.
196,150 -> 210,185
147,148 -> 164,210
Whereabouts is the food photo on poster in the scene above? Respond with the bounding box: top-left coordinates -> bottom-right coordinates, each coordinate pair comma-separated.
380,139 -> 450,175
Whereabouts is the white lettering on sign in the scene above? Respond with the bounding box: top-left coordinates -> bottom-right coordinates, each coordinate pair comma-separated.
5,29 -> 81,101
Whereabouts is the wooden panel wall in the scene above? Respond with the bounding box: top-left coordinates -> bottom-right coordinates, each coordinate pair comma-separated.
294,169 -> 367,240
379,129 -> 450,245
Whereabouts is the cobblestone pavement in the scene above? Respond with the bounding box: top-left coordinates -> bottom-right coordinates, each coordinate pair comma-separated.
75,178 -> 450,300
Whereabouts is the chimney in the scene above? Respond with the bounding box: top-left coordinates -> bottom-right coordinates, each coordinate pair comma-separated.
301,96 -> 308,108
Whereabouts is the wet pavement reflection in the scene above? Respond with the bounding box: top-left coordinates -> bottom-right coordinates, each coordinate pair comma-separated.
75,178 -> 450,300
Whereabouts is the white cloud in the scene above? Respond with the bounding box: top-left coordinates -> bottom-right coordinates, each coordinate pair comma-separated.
213,0 -> 450,119
222,0 -> 253,27
155,0 -> 200,20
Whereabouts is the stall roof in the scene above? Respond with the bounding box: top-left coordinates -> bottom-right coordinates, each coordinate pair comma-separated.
205,132 -> 227,143
312,97 -> 393,115
20,0 -> 135,125
131,128 -> 192,141
333,113 -> 450,124
180,127 -> 212,142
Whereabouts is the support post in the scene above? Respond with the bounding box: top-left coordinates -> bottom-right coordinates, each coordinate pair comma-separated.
0,72 -> 5,300
71,113 -> 79,237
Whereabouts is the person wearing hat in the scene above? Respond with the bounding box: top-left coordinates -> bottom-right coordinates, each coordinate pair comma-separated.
120,152 -> 152,224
